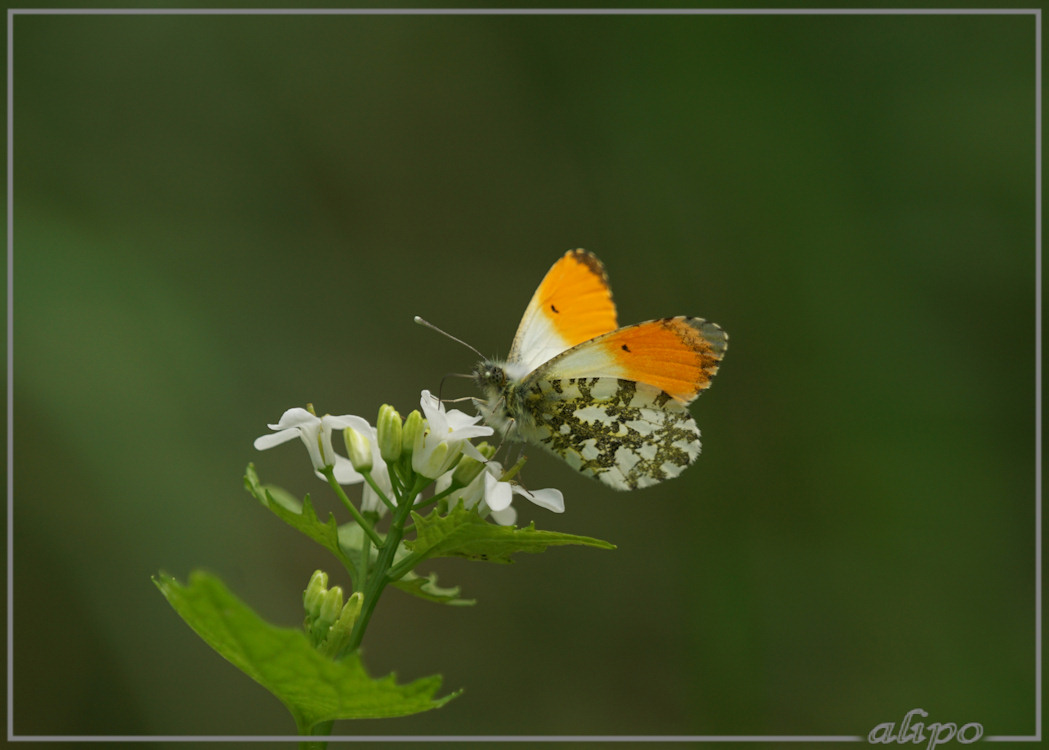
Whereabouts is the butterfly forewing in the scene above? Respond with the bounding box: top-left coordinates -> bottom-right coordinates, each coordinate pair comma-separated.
529,316 -> 727,404
507,249 -> 618,373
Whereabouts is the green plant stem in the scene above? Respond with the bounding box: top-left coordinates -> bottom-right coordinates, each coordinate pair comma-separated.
359,511 -> 378,584
343,476 -> 426,655
501,455 -> 527,483
322,468 -> 383,547
391,460 -> 410,491
411,482 -> 457,511
385,549 -> 426,582
299,718 -> 333,748
361,471 -> 396,513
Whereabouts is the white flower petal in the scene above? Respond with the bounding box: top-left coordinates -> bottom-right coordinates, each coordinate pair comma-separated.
323,414 -> 372,433
461,440 -> 487,462
256,408 -> 373,474
490,505 -> 517,526
449,423 -> 494,441
268,407 -> 317,430
299,429 -> 328,471
484,473 -> 514,512
419,390 -> 443,426
443,407 -> 485,430
329,455 -> 364,485
513,485 -> 565,513
434,471 -> 454,495
253,428 -> 302,451
419,390 -> 493,442
361,461 -> 394,516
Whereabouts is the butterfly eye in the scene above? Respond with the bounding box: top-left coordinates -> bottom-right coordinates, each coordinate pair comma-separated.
475,365 -> 505,388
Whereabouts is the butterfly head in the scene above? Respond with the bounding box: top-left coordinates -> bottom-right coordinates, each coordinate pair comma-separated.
472,360 -> 505,390
471,360 -> 513,432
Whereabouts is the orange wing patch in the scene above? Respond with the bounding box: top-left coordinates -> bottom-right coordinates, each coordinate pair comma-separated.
507,249 -> 619,371
600,317 -> 727,403
532,249 -> 617,349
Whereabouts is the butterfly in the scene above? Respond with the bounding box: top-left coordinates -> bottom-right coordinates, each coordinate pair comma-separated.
472,248 -> 727,490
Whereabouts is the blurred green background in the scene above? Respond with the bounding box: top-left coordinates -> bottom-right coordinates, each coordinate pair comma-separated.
9,6 -> 1036,745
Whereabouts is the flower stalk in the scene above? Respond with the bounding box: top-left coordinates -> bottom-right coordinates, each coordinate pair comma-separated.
231,390 -> 609,739
343,473 -> 428,656
321,466 -> 383,548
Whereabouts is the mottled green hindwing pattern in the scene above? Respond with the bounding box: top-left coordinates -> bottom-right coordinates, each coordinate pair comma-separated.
510,376 -> 701,490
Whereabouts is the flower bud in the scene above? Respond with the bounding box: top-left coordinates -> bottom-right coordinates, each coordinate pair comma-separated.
343,427 -> 373,473
317,585 -> 344,631
303,570 -> 328,618
401,409 -> 425,462
376,404 -> 403,463
320,591 -> 364,659
451,453 -> 486,488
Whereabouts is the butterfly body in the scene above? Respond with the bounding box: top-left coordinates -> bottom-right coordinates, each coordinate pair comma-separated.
473,250 -> 727,491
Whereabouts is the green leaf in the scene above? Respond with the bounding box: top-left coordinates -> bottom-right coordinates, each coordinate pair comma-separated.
336,521 -> 374,559
406,503 -> 616,565
392,571 -> 475,606
339,522 -> 473,606
154,570 -> 459,733
244,464 -> 358,581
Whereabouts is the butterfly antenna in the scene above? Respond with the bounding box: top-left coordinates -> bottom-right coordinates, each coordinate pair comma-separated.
414,316 -> 485,359
437,372 -> 475,403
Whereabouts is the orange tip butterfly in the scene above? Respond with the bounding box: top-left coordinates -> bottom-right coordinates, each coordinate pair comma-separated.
427,249 -> 728,491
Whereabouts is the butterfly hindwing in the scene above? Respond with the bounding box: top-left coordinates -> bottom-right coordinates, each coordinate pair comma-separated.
514,376 -> 702,490
507,249 -> 618,373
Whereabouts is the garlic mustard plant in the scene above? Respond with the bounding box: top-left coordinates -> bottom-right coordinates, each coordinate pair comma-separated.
155,389 -> 614,744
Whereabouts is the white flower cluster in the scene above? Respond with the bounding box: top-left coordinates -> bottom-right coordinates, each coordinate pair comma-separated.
253,390 -> 564,525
